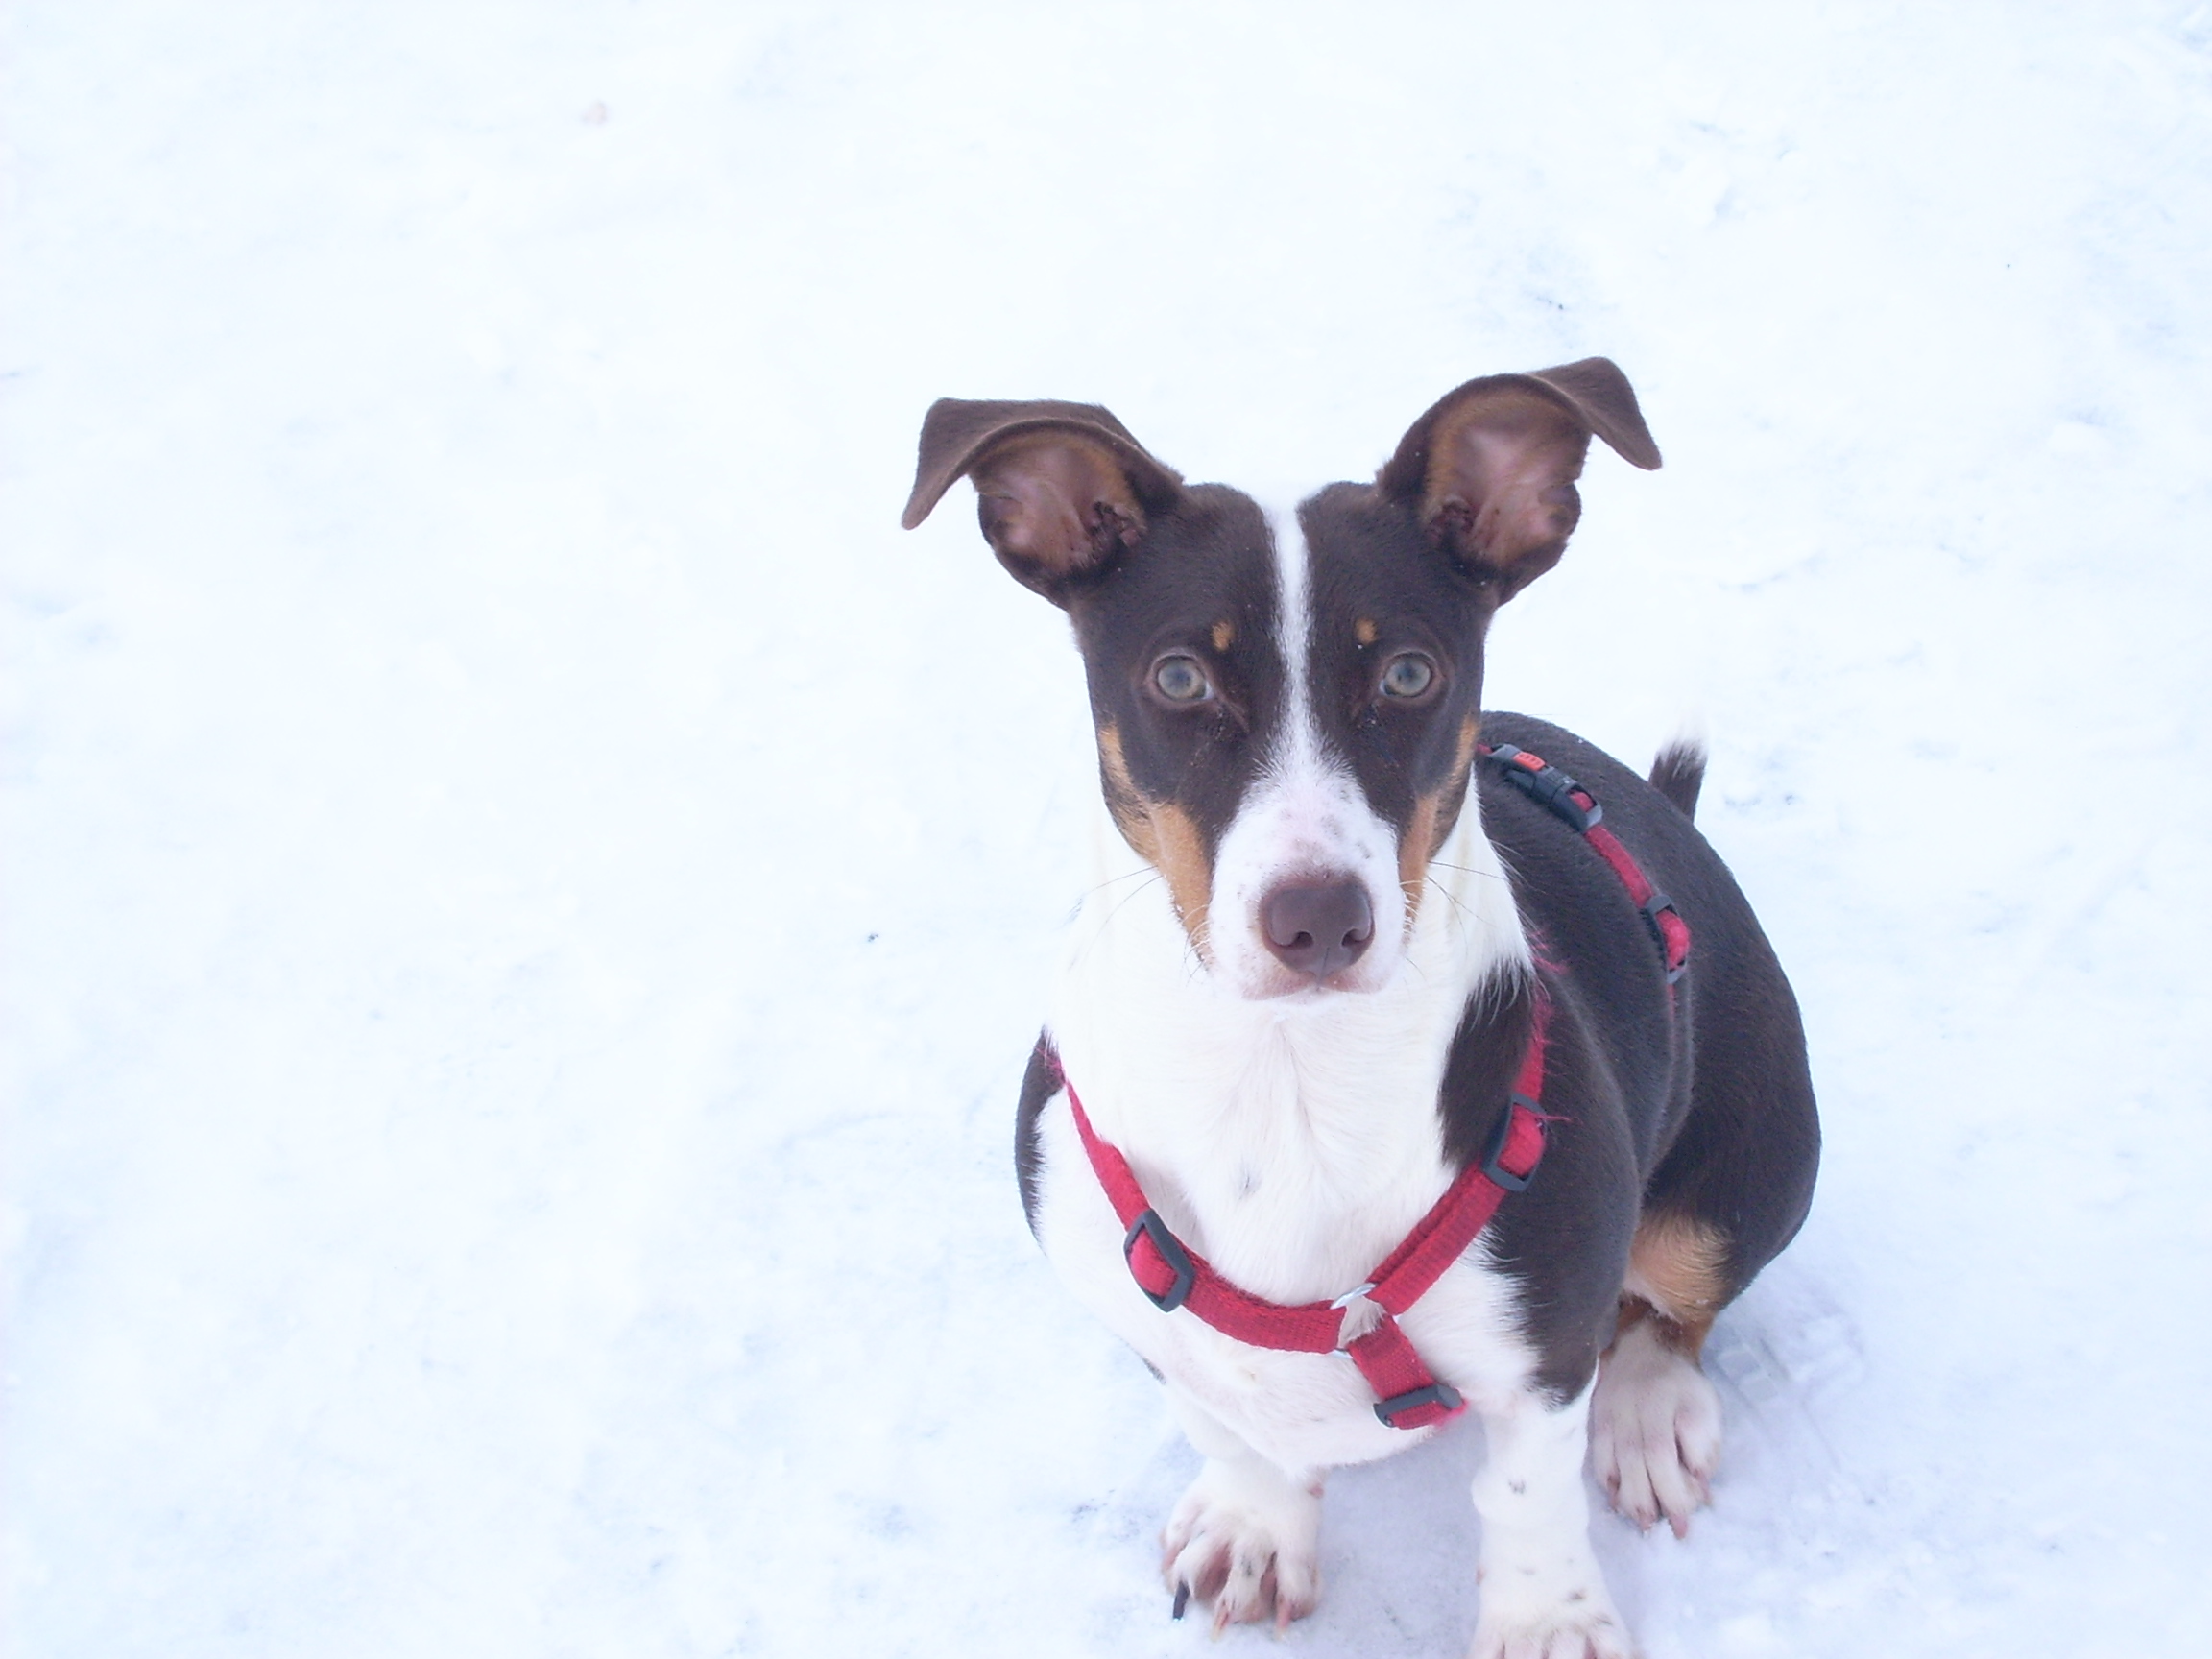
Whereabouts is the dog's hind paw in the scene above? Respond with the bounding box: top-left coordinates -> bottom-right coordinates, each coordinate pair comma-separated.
1590,1308 -> 1722,1539
1160,1456 -> 1322,1634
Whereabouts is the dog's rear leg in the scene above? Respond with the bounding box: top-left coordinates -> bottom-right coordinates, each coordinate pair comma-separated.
1590,1212 -> 1727,1537
1597,896 -> 1821,1538
1468,1382 -> 1631,1659
1158,1386 -> 1323,1634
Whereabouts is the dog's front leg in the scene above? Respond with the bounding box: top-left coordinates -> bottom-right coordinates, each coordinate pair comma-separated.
1158,1384 -> 1323,1634
1468,1382 -> 1630,1659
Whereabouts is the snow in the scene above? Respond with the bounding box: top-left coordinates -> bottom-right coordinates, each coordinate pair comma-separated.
5,1 -> 2210,1653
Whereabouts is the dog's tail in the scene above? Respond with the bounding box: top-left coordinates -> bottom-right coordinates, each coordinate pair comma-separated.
1648,738 -> 1707,820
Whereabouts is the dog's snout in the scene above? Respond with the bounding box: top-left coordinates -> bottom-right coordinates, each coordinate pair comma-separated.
1261,880 -> 1375,980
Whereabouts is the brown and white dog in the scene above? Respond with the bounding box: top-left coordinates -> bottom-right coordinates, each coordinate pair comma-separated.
902,361 -> 1818,1658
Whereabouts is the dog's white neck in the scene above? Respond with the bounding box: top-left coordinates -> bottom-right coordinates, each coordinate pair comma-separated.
1049,787 -> 1529,1306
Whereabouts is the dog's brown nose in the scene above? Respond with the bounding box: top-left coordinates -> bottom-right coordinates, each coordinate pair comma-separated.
1261,880 -> 1375,979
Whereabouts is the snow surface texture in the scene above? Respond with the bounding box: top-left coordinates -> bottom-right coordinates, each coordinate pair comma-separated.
6,2 -> 2211,1654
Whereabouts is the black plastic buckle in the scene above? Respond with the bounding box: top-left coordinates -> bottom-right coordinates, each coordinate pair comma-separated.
1124,1209 -> 1197,1312
1481,1095 -> 1542,1192
1373,1382 -> 1464,1429
1640,892 -> 1689,984
1486,744 -> 1602,834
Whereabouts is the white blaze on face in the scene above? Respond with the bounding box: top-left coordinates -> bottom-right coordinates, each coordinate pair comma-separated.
1206,501 -> 1411,999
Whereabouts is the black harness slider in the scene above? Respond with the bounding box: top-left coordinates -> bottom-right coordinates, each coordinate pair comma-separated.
1123,1209 -> 1198,1312
1485,743 -> 1602,834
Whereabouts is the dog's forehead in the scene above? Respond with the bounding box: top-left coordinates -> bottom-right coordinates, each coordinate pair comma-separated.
1066,478 -> 1474,667
1296,482 -> 1470,634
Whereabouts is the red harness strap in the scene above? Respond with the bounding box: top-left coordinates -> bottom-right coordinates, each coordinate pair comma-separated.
1056,741 -> 1689,1432
1480,743 -> 1691,982
1059,990 -> 1550,1431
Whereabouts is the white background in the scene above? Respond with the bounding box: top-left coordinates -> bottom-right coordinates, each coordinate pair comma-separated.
5,2 -> 2209,1654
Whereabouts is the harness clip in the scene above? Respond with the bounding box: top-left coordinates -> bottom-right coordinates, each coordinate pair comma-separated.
1640,891 -> 1690,983
1486,744 -> 1602,834
1123,1209 -> 1197,1312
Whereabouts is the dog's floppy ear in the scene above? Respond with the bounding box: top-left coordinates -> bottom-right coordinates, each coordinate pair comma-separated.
902,398 -> 1184,602
1378,357 -> 1661,601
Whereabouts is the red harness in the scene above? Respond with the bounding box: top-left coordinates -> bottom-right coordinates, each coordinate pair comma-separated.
1058,742 -> 1688,1432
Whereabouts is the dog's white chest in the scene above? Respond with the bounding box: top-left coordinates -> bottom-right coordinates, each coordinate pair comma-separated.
1026,1072 -> 1541,1475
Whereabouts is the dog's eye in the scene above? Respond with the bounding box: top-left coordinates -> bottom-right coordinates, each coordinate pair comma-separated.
1381,654 -> 1436,700
1152,655 -> 1213,703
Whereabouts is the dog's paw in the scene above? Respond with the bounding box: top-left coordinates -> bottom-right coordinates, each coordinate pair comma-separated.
1160,1457 -> 1322,1634
1590,1312 -> 1721,1539
1467,1599 -> 1634,1659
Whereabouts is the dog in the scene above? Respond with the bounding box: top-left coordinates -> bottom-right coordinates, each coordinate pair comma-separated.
902,360 -> 1818,1658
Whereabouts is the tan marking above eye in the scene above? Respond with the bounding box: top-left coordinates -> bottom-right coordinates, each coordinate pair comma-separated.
1095,721 -> 1214,956
1355,617 -> 1378,646
1211,619 -> 1235,653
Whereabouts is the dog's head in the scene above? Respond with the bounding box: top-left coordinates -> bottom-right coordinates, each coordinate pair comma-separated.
903,361 -> 1660,1001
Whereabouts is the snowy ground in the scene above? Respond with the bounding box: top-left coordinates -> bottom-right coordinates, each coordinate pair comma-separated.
6,3 -> 2211,1654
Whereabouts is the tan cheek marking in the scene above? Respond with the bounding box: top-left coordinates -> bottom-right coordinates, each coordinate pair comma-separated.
1354,617 -> 1378,646
1397,715 -> 1485,924
1399,794 -> 1442,919
1623,1211 -> 1732,1356
1211,619 -> 1234,653
1144,804 -> 1214,948
1096,722 -> 1215,954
